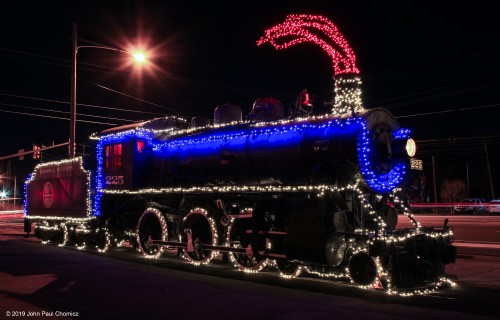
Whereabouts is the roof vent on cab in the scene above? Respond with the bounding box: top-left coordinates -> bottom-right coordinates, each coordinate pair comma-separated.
140,117 -> 189,131
191,116 -> 211,128
214,103 -> 242,125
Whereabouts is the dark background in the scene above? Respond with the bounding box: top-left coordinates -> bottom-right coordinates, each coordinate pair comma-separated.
0,0 -> 499,200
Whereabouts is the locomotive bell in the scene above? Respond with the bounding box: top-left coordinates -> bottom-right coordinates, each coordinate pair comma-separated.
297,89 -> 313,115
250,97 -> 284,121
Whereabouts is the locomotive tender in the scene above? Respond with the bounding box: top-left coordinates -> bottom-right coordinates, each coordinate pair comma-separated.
24,14 -> 456,295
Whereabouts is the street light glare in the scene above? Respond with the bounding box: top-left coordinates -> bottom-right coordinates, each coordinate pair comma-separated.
132,51 -> 147,64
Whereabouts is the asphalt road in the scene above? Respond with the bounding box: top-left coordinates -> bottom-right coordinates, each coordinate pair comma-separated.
1,213 -> 500,320
1,234 -> 499,320
397,214 -> 500,257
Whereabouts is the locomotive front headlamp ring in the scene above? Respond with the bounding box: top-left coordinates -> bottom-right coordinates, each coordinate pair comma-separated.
406,138 -> 416,157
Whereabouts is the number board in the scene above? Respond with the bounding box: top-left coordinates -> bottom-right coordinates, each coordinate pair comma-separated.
411,158 -> 423,170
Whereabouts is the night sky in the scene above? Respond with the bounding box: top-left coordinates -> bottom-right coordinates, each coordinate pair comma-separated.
1,1 -> 499,197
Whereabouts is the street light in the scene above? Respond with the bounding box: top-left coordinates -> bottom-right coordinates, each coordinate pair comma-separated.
132,52 -> 147,63
69,23 -> 147,158
0,175 -> 17,206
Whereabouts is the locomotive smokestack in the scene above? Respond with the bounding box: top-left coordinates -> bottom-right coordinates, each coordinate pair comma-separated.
332,74 -> 365,116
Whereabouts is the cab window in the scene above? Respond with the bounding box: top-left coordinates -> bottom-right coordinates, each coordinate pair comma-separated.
104,144 -> 122,169
137,140 -> 145,153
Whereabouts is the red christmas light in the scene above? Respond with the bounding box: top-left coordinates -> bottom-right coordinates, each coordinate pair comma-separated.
257,14 -> 359,76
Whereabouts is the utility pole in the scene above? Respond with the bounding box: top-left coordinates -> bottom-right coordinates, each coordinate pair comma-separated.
69,22 -> 77,158
80,143 -> 90,157
13,176 -> 16,207
6,160 -> 11,191
466,161 -> 470,197
484,143 -> 495,199
432,155 -> 438,212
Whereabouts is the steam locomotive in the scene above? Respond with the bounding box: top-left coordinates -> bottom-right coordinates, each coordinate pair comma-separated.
24,80 -> 456,294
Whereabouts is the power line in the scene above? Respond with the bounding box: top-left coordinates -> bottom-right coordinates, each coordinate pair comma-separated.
0,109 -> 116,125
0,46 -> 293,103
396,103 -> 500,119
82,79 -> 180,114
1,45 -> 499,128
415,135 -> 500,158
0,102 -> 134,123
0,92 -> 164,117
369,76 -> 500,109
418,135 -> 500,144
363,49 -> 500,83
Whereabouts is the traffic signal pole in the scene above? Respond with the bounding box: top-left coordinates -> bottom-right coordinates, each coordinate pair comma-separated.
0,141 -> 70,161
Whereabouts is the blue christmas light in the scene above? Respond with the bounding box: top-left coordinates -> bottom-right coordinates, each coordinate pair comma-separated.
95,116 -> 409,199
393,128 -> 411,139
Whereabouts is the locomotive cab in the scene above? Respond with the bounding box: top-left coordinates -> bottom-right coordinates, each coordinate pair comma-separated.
98,117 -> 189,190
101,138 -> 149,190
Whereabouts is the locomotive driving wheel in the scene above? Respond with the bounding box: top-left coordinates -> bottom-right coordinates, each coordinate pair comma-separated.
348,251 -> 378,286
94,228 -> 111,253
74,224 -> 89,250
136,208 -> 168,258
227,216 -> 269,272
38,222 -> 64,245
180,208 -> 218,265
56,223 -> 69,247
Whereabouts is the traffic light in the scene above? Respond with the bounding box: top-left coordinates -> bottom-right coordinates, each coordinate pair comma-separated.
33,144 -> 41,159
